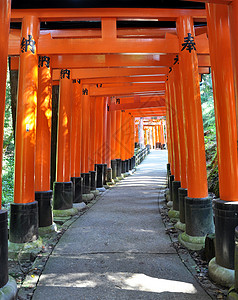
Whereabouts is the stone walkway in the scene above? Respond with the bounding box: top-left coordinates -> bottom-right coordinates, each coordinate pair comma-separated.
32,150 -> 211,300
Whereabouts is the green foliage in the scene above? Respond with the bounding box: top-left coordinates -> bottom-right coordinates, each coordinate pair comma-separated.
2,70 -> 15,207
200,74 -> 219,197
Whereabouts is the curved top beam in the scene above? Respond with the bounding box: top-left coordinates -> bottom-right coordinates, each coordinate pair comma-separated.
11,8 -> 206,22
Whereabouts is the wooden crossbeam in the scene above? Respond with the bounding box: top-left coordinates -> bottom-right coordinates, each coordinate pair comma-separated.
9,54 -> 210,70
10,8 -> 206,22
10,26 -> 205,39
127,107 -> 166,117
110,99 -> 165,110
112,95 -> 165,103
83,76 -> 167,84
53,68 -> 168,80
8,33 -> 209,55
52,66 -> 210,80
90,83 -> 165,96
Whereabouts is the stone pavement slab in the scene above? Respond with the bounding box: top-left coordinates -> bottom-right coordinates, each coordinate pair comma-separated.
32,150 -> 211,300
33,253 -> 210,300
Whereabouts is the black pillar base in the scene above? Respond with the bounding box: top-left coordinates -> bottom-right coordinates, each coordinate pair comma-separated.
178,187 -> 187,224
214,200 -> 238,269
103,164 -> 107,185
95,164 -> 104,188
132,156 -> 136,169
107,168 -> 112,182
125,159 -> 129,172
9,201 -> 38,243
167,163 -> 170,174
172,181 -> 181,211
185,196 -> 214,237
167,163 -> 171,187
0,210 -> 8,288
89,171 -> 96,190
71,177 -> 83,203
128,158 -> 132,170
169,175 -> 174,198
116,159 -> 122,177
35,190 -> 53,228
121,160 -> 126,174
53,181 -> 73,210
81,173 -> 91,194
111,159 -> 117,179
235,226 -> 238,289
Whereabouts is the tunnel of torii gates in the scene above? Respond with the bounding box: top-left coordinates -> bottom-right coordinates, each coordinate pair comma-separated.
1,0 -> 238,297
134,118 -> 166,149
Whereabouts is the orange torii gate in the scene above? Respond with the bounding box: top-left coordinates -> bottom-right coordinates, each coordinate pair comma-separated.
1,2 -> 238,298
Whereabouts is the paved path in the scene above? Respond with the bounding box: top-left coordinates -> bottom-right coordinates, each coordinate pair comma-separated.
33,150 -> 211,300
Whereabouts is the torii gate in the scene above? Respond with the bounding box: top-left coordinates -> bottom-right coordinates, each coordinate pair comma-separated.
1,1 -> 238,298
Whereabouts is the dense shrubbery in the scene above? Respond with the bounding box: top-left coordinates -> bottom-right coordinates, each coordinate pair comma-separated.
2,75 -> 15,207
200,74 -> 219,197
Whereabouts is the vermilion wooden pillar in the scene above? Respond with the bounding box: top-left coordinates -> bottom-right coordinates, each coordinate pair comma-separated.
168,72 -> 180,182
228,1 -> 238,136
0,1 -> 17,295
126,113 -> 131,170
138,118 -> 144,148
95,97 -> 104,165
130,115 -> 135,169
35,56 -> 52,192
106,100 -> 111,167
90,97 -> 96,171
135,120 -> 139,146
89,96 -> 97,191
125,112 -> 131,171
155,125 -> 159,147
102,97 -> 107,163
115,110 -> 122,177
71,79 -> 83,202
173,61 -> 187,231
144,126 -> 147,146
81,84 -> 91,194
115,110 -> 122,158
71,80 -> 82,177
161,122 -> 165,145
173,59 -> 188,230
81,84 -> 90,173
168,69 -> 181,217
106,100 -> 112,182
177,16 -> 214,246
102,97 -> 109,184
95,97 -> 104,188
35,55 -> 54,228
207,4 -> 238,202
177,17 -> 207,199
131,115 -> 134,156
10,16 -> 40,244
120,110 -> 127,173
131,116 -> 134,157
152,126 -> 155,149
53,69 -> 75,212
56,71 -> 72,182
165,81 -> 174,177
110,99 -> 116,160
158,123 -> 161,143
110,99 -> 117,179
173,61 -> 187,190
125,112 -> 130,158
206,3 -> 238,279
165,82 -> 173,188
